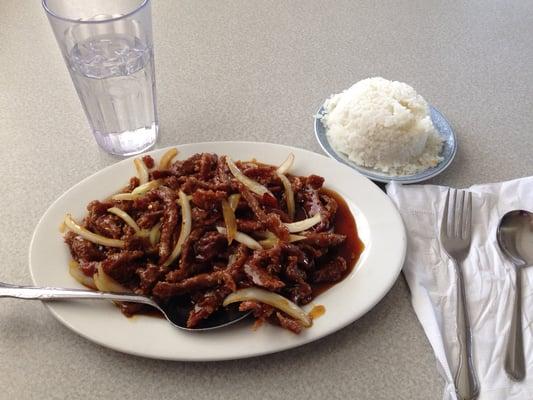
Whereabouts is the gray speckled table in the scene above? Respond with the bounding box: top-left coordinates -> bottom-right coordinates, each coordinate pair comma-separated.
1,1 -> 532,399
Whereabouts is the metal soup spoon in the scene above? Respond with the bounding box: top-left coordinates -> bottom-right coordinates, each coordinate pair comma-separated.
0,282 -> 250,331
496,210 -> 533,381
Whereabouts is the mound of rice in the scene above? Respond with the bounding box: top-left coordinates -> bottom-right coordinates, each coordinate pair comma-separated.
322,77 -> 443,175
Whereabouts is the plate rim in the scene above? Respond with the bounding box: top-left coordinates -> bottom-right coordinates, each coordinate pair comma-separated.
314,104 -> 457,183
28,141 -> 407,361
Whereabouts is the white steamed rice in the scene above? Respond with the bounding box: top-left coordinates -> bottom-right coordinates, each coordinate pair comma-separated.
322,77 -> 443,176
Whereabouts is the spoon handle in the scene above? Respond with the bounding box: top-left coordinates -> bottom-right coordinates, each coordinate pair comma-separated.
0,282 -> 155,306
504,268 -> 525,381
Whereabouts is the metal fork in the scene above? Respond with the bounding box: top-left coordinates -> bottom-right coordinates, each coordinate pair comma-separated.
440,189 -> 479,400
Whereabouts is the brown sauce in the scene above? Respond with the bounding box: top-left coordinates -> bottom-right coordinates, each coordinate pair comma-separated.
311,188 -> 365,297
308,305 -> 326,320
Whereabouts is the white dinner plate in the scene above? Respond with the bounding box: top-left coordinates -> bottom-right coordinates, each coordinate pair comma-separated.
29,141 -> 406,361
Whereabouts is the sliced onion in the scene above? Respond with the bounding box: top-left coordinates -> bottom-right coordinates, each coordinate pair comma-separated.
107,207 -> 141,233
276,153 -> 295,174
256,230 -> 277,239
223,288 -> 312,328
228,193 -> 241,212
277,173 -> 295,220
221,199 -> 237,244
175,194 -> 193,206
227,252 -> 238,266
284,213 -> 321,233
131,179 -> 161,195
69,260 -> 96,289
226,157 -> 273,197
93,264 -> 129,293
162,190 -> 192,267
259,234 -> 307,249
111,193 -> 141,201
149,222 -> 161,246
64,214 -> 124,248
216,227 -> 262,250
258,238 -> 277,249
106,207 -> 149,237
289,234 -> 307,242
159,148 -> 178,170
134,158 -> 149,185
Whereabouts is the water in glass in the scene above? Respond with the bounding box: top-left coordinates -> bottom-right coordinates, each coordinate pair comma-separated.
67,32 -> 158,156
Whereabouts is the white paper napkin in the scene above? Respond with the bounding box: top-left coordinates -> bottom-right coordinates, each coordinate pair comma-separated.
387,177 -> 533,400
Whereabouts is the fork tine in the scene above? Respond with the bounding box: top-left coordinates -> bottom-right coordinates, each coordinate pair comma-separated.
463,191 -> 472,240
450,189 -> 457,237
441,189 -> 450,237
457,190 -> 465,238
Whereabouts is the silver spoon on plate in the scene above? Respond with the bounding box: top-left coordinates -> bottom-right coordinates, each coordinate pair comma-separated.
497,210 -> 533,381
0,282 -> 250,331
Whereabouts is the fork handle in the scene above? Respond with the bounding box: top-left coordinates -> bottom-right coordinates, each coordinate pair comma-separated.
454,263 -> 480,400
504,267 -> 525,381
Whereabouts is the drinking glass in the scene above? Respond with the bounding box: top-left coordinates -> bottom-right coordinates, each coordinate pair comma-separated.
43,0 -> 158,156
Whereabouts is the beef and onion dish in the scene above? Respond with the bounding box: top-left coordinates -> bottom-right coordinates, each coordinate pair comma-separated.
63,150 -> 364,333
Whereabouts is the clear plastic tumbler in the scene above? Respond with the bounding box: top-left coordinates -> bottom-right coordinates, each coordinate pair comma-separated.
43,0 -> 158,156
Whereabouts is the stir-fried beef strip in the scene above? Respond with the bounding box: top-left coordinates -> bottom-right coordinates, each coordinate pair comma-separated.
275,312 -> 303,334
284,255 -> 313,304
65,232 -> 105,262
102,250 -> 144,282
301,232 -> 346,247
137,210 -> 164,229
137,263 -> 165,294
127,177 -> 141,191
153,270 -> 234,297
193,231 -> 227,262
311,256 -> 348,283
187,287 -> 233,328
236,219 -> 264,233
154,186 -> 179,263
243,262 -> 285,291
65,152 -> 354,333
239,185 -> 290,240
142,155 -> 155,169
239,301 -> 275,325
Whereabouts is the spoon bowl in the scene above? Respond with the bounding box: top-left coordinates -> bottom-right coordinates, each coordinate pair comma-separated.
158,296 -> 251,331
496,209 -> 533,381
497,210 -> 533,266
